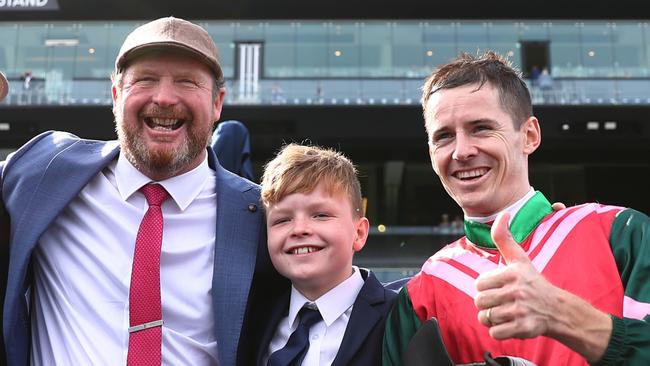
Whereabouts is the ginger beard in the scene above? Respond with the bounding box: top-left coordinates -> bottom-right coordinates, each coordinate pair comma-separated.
114,102 -> 213,179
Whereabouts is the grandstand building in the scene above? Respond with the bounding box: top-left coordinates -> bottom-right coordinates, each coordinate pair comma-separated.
1,0 -> 648,276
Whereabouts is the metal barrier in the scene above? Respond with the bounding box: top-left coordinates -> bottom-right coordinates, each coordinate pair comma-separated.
2,78 -> 649,107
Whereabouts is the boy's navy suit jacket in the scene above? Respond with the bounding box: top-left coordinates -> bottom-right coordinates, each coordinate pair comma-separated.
256,268 -> 398,366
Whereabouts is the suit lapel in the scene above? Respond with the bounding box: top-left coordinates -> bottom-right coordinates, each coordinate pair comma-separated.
210,149 -> 262,366
331,270 -> 386,366
256,291 -> 290,366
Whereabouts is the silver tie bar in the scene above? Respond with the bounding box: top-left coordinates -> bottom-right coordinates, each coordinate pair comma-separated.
128,319 -> 164,333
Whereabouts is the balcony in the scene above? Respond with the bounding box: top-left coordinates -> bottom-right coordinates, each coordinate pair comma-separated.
2,77 -> 650,107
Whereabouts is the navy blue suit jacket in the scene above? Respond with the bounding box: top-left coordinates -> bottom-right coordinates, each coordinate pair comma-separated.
256,269 -> 398,366
0,131 -> 287,366
211,120 -> 254,182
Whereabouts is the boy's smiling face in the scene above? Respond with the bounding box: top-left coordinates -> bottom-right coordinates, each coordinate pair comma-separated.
266,182 -> 369,301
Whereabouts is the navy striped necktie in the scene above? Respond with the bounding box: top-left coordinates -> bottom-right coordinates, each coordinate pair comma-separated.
268,306 -> 322,366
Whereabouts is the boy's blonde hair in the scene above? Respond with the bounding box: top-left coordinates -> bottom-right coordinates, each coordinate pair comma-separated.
261,143 -> 363,217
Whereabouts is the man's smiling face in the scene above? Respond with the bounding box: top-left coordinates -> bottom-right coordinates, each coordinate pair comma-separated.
425,82 -> 539,217
112,51 -> 224,181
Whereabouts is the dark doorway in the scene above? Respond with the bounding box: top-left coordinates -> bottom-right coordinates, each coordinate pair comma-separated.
234,42 -> 264,81
521,41 -> 550,78
234,42 -> 264,101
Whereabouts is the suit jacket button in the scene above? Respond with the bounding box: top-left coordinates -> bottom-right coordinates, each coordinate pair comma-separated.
248,203 -> 257,212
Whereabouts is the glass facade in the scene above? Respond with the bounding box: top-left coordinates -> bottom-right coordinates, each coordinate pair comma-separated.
0,19 -> 649,106
0,20 -> 648,271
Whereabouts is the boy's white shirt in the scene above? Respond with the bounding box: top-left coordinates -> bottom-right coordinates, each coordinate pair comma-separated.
264,266 -> 365,366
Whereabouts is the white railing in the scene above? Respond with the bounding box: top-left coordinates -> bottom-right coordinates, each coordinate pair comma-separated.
2,78 -> 650,107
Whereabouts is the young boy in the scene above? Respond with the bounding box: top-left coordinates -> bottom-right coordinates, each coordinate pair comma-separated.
257,143 -> 398,366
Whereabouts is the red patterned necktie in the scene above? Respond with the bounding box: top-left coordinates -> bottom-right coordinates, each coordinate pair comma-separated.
127,183 -> 170,366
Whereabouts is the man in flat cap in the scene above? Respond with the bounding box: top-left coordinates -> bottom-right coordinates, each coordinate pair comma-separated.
0,17 -> 286,366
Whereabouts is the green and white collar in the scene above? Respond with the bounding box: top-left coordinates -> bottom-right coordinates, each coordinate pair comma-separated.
464,191 -> 553,249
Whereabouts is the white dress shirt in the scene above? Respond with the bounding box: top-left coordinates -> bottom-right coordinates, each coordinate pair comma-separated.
30,153 -> 218,365
264,266 -> 365,366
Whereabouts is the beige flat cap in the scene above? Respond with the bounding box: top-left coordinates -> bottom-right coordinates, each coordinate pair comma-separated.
115,17 -> 223,84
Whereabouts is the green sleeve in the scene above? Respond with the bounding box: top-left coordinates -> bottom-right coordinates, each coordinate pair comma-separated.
382,285 -> 422,366
596,209 -> 650,365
